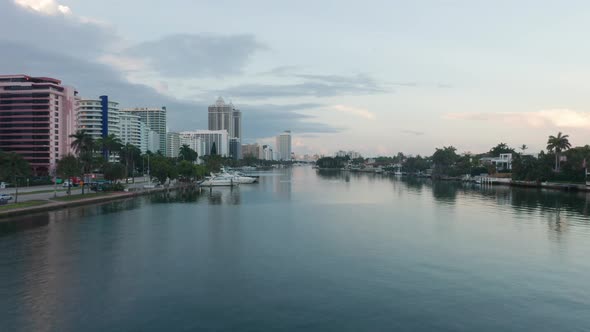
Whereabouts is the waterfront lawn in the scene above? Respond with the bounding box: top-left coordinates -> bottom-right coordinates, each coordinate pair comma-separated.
0,200 -> 48,211
52,193 -> 109,202
20,189 -> 69,196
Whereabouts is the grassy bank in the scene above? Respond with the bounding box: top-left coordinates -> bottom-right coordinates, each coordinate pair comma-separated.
18,188 -> 68,196
0,200 -> 48,211
52,193 -> 109,202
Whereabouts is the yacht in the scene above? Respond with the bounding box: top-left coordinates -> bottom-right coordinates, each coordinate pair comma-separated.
200,175 -> 240,187
219,168 -> 258,184
230,172 -> 257,184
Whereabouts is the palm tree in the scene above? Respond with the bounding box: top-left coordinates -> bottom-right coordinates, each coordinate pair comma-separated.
70,130 -> 94,155
70,130 -> 97,194
56,154 -> 81,195
96,134 -> 123,160
179,144 -> 198,162
120,144 -> 141,183
520,144 -> 528,155
547,132 -> 571,172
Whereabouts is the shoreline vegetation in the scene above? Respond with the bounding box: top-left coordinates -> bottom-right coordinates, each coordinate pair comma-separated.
316,132 -> 590,192
0,183 -> 196,220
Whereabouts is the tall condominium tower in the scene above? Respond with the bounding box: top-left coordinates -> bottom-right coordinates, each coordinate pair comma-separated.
0,75 -> 78,175
119,112 -> 142,148
208,96 -> 242,140
121,107 -> 167,153
77,96 -> 120,140
276,130 -> 292,161
166,132 -> 181,158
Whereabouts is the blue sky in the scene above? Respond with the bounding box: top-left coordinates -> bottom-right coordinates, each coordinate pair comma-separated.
4,0 -> 590,156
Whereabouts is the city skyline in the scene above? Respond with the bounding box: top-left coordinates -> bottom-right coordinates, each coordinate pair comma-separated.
4,1 -> 590,157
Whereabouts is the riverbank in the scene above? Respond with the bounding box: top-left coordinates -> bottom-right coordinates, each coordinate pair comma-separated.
318,168 -> 590,193
0,183 -> 196,220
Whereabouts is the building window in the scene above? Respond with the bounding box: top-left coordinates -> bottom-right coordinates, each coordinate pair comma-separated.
55,153 -> 59,158
55,112 -> 59,117
54,124 -> 58,128
55,147 -> 59,152
55,101 -> 59,105
55,135 -> 59,140
55,130 -> 58,134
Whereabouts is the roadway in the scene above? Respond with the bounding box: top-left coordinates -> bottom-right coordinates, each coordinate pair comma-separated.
0,177 -> 150,204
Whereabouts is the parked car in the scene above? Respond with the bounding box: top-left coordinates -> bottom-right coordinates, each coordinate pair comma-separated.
0,194 -> 14,201
90,180 -> 113,192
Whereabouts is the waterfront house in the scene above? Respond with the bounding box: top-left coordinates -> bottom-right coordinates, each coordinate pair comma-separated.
478,154 -> 514,171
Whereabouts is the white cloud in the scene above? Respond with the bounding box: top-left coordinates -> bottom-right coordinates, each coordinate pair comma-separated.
331,104 -> 376,120
14,0 -> 71,15
444,109 -> 590,129
98,54 -> 148,72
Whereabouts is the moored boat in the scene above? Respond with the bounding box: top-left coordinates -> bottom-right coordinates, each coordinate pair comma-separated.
199,175 -> 240,187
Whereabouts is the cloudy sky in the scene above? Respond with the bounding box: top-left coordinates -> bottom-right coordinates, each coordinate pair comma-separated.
3,0 -> 590,156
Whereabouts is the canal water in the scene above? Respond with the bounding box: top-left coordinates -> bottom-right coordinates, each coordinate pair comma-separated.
1,167 -> 590,331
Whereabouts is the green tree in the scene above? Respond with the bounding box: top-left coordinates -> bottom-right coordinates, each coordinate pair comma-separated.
70,130 -> 94,155
520,144 -> 528,155
70,130 -> 96,194
96,134 -> 123,160
149,155 -> 174,184
179,144 -> 198,162
489,142 -> 515,156
210,142 -> 217,156
547,132 -> 571,172
203,154 -> 223,173
0,152 -> 31,203
432,146 -> 458,177
119,143 -> 141,183
177,160 -> 197,181
402,155 -> 430,174
194,165 -> 209,179
560,146 -> 590,182
56,154 -> 81,195
511,153 -> 553,182
316,156 -> 347,169
103,162 -> 127,183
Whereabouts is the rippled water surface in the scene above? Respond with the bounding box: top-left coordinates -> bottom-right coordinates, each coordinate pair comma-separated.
1,167 -> 590,331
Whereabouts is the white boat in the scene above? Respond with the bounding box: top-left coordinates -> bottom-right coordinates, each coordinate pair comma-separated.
218,168 -> 257,184
230,173 -> 257,184
200,175 -> 240,187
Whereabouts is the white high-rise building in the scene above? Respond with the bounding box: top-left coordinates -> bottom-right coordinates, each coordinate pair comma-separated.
119,113 -> 142,148
139,122 -> 148,153
146,130 -> 160,153
77,96 -> 121,141
276,130 -> 292,161
166,132 -> 181,158
122,107 -> 167,153
258,145 -> 274,161
179,134 -> 206,159
179,130 -> 229,157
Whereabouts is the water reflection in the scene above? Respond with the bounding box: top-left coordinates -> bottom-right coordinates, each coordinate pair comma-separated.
2,167 -> 590,332
431,181 -> 460,204
0,213 -> 50,236
2,171 -> 590,239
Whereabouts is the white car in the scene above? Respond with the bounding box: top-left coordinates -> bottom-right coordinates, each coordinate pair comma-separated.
0,194 -> 13,201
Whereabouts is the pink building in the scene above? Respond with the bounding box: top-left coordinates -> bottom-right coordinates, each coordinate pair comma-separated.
0,75 -> 78,176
